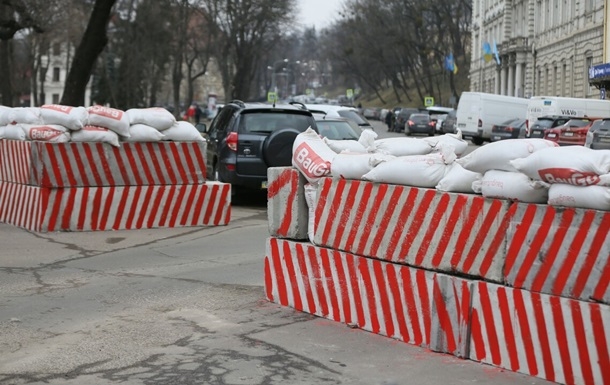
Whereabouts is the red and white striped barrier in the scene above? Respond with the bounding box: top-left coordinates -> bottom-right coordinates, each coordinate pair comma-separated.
264,237 -> 472,357
267,167 -> 308,240
0,180 -> 230,232
470,281 -> 610,385
504,204 -> 610,305
0,139 -> 207,187
313,178 -> 513,283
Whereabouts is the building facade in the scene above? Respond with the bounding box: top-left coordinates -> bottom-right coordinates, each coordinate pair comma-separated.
471,0 -> 606,100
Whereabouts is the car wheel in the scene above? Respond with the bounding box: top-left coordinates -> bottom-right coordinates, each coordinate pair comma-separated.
263,127 -> 301,167
471,137 -> 484,145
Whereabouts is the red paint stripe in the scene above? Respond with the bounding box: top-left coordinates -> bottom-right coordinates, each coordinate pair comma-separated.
76,187 -> 90,230
573,213 -> 610,298
496,287 -> 519,370
385,263 -> 409,341
46,143 -> 64,188
478,202 -> 515,277
331,250 -> 350,324
504,204 -> 538,275
122,143 -> 142,185
372,259 -> 394,337
552,211 -> 595,295
369,186 -> 403,257
90,188 -> 104,231
432,276 -> 457,353
458,281 -> 471,349
400,268 -> 423,345
270,239 -> 288,306
431,194 -> 468,268
46,188 -> 65,232
416,270 -> 432,345
112,187 -> 131,230
16,185 -> 28,227
213,185 -> 229,226
71,143 -> 91,186
346,253 -> 365,327
267,169 -> 292,198
111,146 -> 131,185
462,200 -> 503,273
415,192 -> 451,266
147,186 -> 166,228
308,245 -> 329,317
135,144 -> 155,185
531,292 -> 555,382
190,142 -> 207,179
356,184 -> 389,256
156,143 -> 178,184
591,304 -> 610,385
320,179 -> 347,245
57,144 -> 78,187
513,286 -> 539,376
83,143 -> 104,186
145,142 -> 167,185
168,144 -> 186,184
314,178 -> 333,239
181,142 -> 200,183
125,186 -> 143,229
570,300 -> 593,385
469,307 -> 487,361
320,247 -> 341,321
98,143 -> 116,185
182,185 -> 202,226
530,210 -> 575,292
358,259 -> 380,334
295,242 -> 317,314
398,189 -> 436,261
593,256 -> 610,302
337,181 -> 366,250
277,173 -> 297,236
99,187 -> 116,230
264,256 -> 273,301
202,184 -> 219,225
283,241 -> 303,311
549,296 -> 574,384
386,187 -> 419,261
171,185 -> 191,226
477,282 -> 502,365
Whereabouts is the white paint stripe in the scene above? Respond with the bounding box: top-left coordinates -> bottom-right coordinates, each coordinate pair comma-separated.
336,182 -> 367,251
396,265 -> 414,343
366,259 -> 386,336
327,250 -> 345,323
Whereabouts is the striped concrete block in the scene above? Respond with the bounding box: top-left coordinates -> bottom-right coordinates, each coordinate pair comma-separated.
313,177 -> 513,283
0,180 -> 230,232
470,281 -> 610,385
264,237 -> 473,357
267,167 -> 308,240
0,139 -> 207,187
505,204 -> 610,305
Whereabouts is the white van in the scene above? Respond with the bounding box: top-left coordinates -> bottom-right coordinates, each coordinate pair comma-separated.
456,92 -> 529,145
526,96 -> 610,131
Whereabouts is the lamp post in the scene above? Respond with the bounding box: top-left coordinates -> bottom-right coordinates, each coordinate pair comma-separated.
269,58 -> 288,96
39,55 -> 49,106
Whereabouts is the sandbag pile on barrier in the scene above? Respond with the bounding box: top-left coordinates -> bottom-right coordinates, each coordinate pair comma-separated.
0,106 -> 230,232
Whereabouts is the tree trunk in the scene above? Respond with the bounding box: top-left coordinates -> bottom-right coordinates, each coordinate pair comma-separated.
60,0 -> 116,107
0,40 -> 13,106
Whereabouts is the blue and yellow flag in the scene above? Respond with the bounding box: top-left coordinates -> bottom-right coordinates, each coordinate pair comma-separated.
444,53 -> 458,74
482,42 -> 493,62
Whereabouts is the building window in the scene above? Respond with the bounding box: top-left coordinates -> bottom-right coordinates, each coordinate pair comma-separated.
586,56 -> 593,96
585,0 -> 594,13
52,94 -> 60,104
53,67 -> 60,82
562,63 -> 567,95
553,66 -> 558,96
52,43 -> 60,56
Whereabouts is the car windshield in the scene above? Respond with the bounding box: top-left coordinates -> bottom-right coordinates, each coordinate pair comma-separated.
409,114 -> 429,122
238,112 -> 313,133
316,120 -> 362,140
534,119 -> 554,128
337,110 -> 368,125
564,119 -> 591,127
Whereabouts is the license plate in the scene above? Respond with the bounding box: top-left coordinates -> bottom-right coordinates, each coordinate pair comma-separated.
600,137 -> 610,143
492,136 -> 501,141
564,132 -> 574,136
458,123 -> 466,128
261,181 -> 267,189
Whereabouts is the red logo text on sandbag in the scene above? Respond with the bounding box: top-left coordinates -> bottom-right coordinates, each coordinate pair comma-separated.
294,142 -> 331,179
83,125 -> 110,132
42,104 -> 72,114
538,168 -> 600,186
30,126 -> 62,140
89,105 -> 124,120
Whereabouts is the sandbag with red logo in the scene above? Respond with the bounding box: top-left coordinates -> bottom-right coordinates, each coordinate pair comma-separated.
548,183 -> 610,211
87,105 -> 130,137
510,146 -> 610,186
21,124 -> 70,143
123,123 -> 166,142
7,107 -> 43,125
473,170 -> 549,203
457,138 -> 558,174
40,105 -> 87,130
126,107 -> 176,131
71,125 -> 120,147
292,127 -> 337,184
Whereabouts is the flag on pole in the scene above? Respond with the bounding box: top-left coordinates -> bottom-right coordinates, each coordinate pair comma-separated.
444,53 -> 458,74
492,40 -> 501,65
482,42 -> 493,62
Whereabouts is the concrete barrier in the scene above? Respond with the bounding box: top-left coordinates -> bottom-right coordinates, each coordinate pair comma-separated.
264,237 -> 472,357
267,167 -> 308,240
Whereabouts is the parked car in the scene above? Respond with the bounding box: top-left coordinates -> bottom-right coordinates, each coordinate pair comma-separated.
527,115 -> 572,138
200,100 -> 317,195
490,118 -> 527,141
557,117 -> 598,146
305,104 -> 374,131
314,115 -> 363,141
441,109 -> 457,134
543,126 -> 562,143
394,107 -> 419,132
585,118 -> 610,149
404,113 -> 435,136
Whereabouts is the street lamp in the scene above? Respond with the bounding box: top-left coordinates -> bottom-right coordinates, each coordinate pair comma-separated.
39,55 -> 49,106
269,58 -> 288,95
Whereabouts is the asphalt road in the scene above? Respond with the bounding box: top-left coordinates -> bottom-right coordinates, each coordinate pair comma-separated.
0,123 -> 551,385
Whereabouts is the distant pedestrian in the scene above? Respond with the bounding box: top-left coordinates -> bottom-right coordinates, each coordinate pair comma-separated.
385,109 -> 394,131
186,103 -> 196,123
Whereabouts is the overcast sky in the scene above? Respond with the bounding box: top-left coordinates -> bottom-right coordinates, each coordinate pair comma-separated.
298,0 -> 343,29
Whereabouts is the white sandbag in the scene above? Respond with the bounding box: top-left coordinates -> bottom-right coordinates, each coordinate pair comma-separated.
0,106 -> 11,126
126,107 -> 176,131
123,123 -> 166,142
292,127 -> 337,184
0,125 -> 5,138
40,105 -> 87,130
21,124 -> 70,143
331,152 -> 395,180
362,148 -> 454,188
2,124 -> 26,140
478,170 -> 549,203
373,137 -> 433,156
161,121 -> 205,142
424,131 -> 469,156
71,125 -> 120,147
323,138 -> 367,153
510,146 -> 610,186
304,183 -> 318,244
436,162 -> 482,193
456,138 -> 558,174
7,107 -> 43,125
548,184 -> 610,211
358,128 -> 378,152
87,105 -> 130,137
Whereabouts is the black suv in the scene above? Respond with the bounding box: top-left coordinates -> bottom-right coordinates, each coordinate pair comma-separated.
528,115 -> 572,138
393,107 -> 420,132
200,100 -> 317,194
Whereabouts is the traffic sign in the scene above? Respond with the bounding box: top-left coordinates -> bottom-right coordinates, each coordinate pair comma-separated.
346,89 -> 354,98
601,87 -> 606,100
424,96 -> 434,106
267,92 -> 277,103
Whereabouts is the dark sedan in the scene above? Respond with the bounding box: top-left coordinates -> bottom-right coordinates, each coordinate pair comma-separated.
490,118 -> 526,141
405,113 -> 435,136
528,115 -> 571,138
586,118 -> 610,149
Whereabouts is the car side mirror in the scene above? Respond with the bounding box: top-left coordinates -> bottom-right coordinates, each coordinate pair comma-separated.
195,123 -> 207,133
